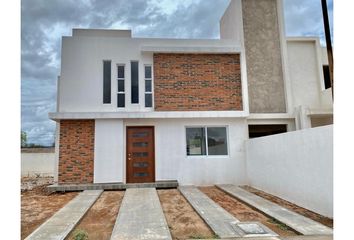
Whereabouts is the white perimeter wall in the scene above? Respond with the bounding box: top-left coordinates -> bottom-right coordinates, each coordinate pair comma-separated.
94,119 -> 124,183
21,153 -> 55,177
245,125 -> 333,217
124,118 -> 248,185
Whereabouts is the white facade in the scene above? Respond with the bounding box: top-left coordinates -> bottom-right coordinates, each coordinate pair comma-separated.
50,0 -> 333,190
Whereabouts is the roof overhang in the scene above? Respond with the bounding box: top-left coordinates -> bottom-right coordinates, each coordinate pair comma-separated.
49,111 -> 248,121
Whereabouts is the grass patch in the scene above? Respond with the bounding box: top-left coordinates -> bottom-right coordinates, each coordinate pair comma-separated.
189,233 -> 220,239
267,218 -> 291,231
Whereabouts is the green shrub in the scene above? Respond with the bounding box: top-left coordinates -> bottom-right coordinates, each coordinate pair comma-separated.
73,229 -> 88,240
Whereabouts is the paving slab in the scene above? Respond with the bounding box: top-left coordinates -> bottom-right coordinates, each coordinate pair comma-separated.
217,184 -> 333,235
281,235 -> 333,240
179,186 -> 243,238
110,188 -> 172,240
25,190 -> 103,240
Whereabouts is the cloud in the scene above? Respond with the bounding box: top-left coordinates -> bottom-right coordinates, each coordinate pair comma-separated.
283,0 -> 333,44
21,0 -> 333,145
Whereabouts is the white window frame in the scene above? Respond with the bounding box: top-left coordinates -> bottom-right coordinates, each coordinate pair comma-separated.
144,64 -> 153,108
117,64 -> 125,108
185,125 -> 229,158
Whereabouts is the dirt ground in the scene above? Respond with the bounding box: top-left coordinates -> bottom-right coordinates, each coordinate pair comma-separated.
21,182 -> 78,239
67,191 -> 124,240
241,185 -> 333,228
21,176 -> 54,191
199,186 -> 298,237
158,189 -> 216,240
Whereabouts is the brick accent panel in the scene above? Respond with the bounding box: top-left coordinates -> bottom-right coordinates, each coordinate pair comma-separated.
153,53 -> 242,111
58,120 -> 94,184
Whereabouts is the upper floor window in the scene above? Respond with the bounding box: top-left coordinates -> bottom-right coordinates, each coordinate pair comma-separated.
145,65 -> 152,107
117,65 -> 125,108
131,61 -> 139,104
186,127 -> 228,156
323,65 -> 331,89
103,60 -> 111,104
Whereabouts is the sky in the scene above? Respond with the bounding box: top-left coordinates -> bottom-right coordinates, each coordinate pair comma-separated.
21,0 -> 333,146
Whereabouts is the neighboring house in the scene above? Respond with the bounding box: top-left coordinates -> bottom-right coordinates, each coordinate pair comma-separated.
49,0 -> 333,185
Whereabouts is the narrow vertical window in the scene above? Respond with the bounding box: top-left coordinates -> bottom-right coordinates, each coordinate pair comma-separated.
103,60 -> 111,104
144,65 -> 153,107
131,61 -> 139,104
117,65 -> 125,108
323,65 -> 331,89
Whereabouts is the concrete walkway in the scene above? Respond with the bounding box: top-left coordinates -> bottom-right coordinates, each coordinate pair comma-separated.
179,186 -> 242,238
110,188 -> 172,240
217,184 -> 333,235
25,190 -> 103,240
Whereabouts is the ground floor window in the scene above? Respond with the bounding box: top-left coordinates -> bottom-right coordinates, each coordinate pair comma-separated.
186,127 -> 228,156
248,124 -> 287,138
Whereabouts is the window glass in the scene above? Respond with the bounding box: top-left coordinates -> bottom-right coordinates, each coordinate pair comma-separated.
118,65 -> 124,78
145,93 -> 152,107
118,80 -> 125,92
103,60 -> 111,103
117,93 -> 125,108
323,65 -> 331,89
145,80 -> 152,92
131,61 -> 139,103
186,128 -> 206,156
207,127 -> 228,155
145,66 -> 152,79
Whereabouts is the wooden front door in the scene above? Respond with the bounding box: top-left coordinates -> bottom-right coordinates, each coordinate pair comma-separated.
126,126 -> 155,183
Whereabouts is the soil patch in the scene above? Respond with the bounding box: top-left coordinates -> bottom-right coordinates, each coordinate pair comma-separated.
241,185 -> 333,228
199,186 -> 298,237
157,189 -> 215,240
21,184 -> 78,239
67,191 -> 124,240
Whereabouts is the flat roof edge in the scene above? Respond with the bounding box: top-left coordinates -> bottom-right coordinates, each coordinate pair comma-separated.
141,45 -> 242,53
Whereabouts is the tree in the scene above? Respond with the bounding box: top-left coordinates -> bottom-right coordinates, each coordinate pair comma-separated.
21,131 -> 27,147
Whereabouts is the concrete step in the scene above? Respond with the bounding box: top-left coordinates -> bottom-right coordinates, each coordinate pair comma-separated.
47,180 -> 178,192
217,184 -> 333,236
110,188 -> 172,240
25,190 -> 103,240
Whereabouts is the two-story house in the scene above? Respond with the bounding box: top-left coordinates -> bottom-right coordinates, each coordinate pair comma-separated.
49,0 -> 333,186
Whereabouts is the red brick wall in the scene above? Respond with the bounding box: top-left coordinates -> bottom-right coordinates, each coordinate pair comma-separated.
58,120 -> 94,184
153,53 -> 242,111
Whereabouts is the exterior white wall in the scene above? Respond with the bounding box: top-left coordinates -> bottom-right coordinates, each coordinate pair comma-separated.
287,39 -> 332,110
245,125 -> 333,217
21,153 -> 55,177
122,118 -> 248,185
94,119 -> 124,183
220,0 -> 243,42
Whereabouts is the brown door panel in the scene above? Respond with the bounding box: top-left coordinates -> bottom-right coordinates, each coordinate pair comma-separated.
126,127 -> 155,183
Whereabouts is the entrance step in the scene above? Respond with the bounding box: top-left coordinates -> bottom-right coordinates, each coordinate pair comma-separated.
179,186 -> 277,239
217,184 -> 333,235
25,190 -> 103,240
47,180 -> 178,192
110,188 -> 172,240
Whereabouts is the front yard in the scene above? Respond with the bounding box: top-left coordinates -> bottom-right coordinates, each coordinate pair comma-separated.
21,177 -> 333,240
